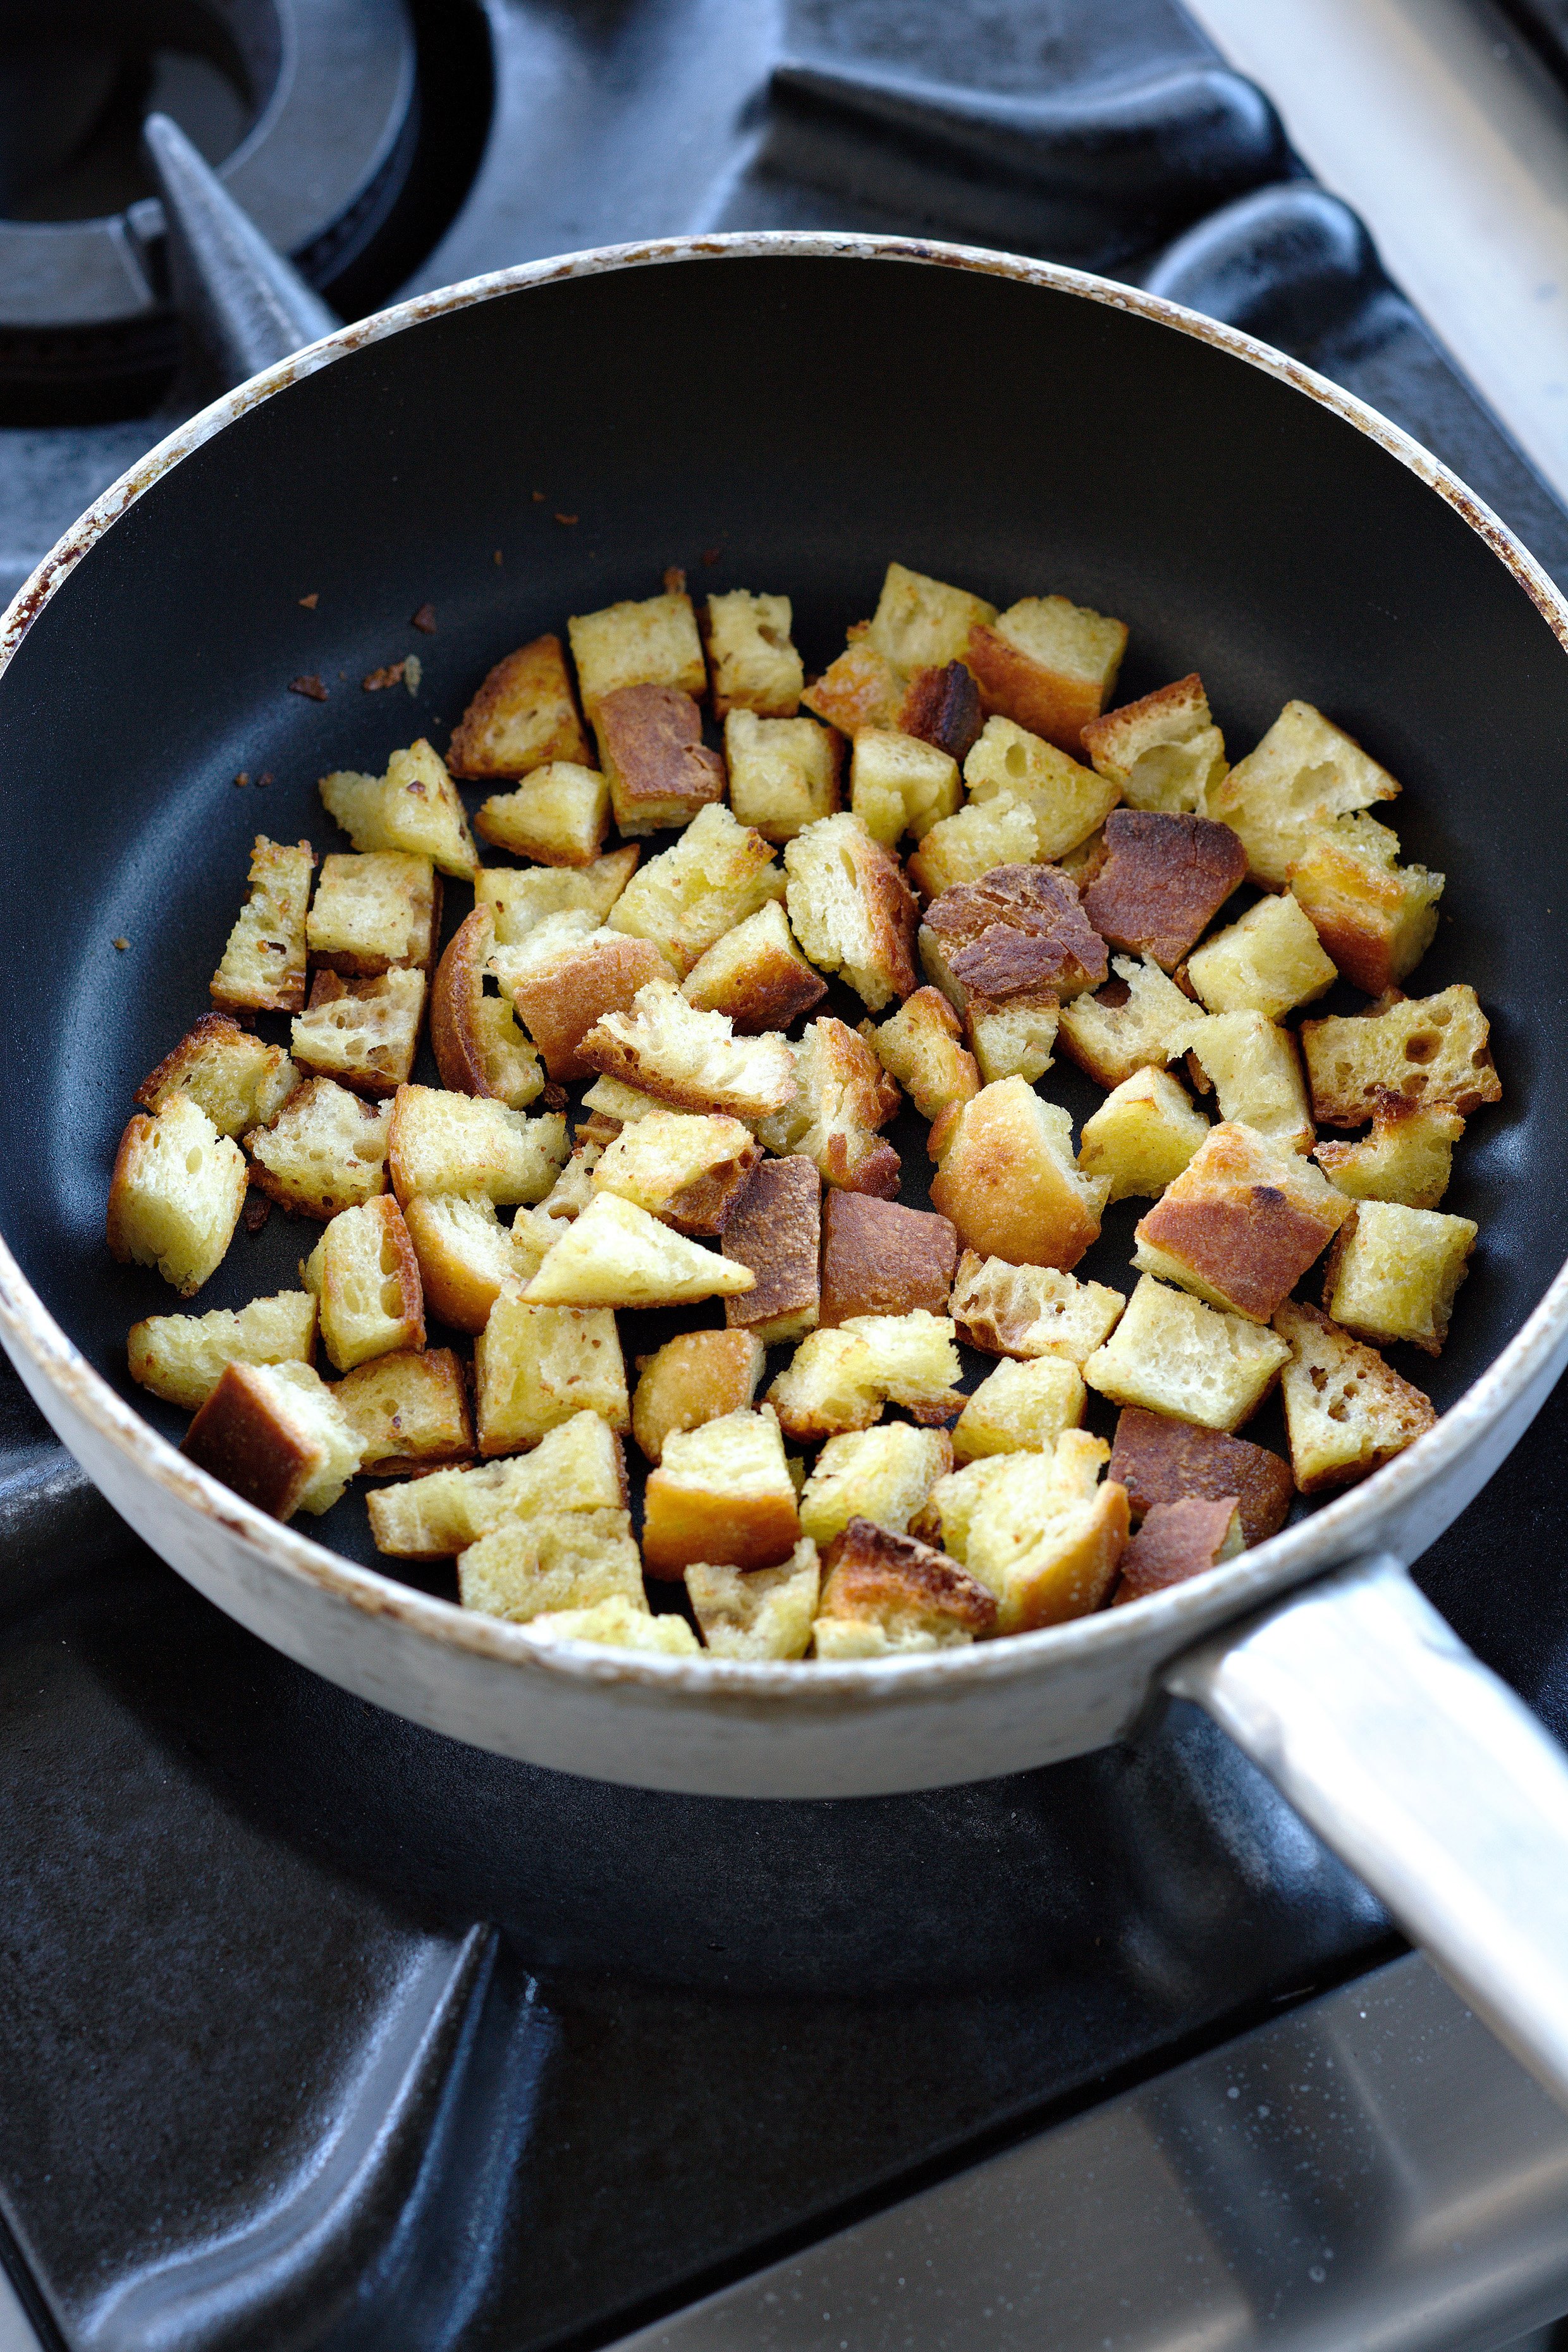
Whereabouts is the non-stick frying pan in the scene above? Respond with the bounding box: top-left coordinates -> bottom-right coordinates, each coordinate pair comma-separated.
6,234 -> 1568,2107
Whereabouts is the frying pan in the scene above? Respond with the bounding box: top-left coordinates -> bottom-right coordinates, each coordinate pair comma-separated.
5,233 -> 1568,2107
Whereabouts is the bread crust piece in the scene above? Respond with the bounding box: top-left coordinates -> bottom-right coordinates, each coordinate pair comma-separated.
964,596 -> 1127,752
591,1109 -> 759,1234
753,1017 -> 902,1196
1081,810 -> 1247,971
1132,1120 -> 1351,1321
608,802 -> 785,979
1313,1092 -> 1462,1210
182,1360 -> 365,1519
579,977 -> 799,1122
1114,1497 -> 1244,1604
127,1290 -> 318,1411
948,1251 -> 1126,1364
632,1330 -> 767,1462
814,1519 -> 997,1655
1083,1274 -> 1289,1432
211,836 -> 315,1015
1299,985 -> 1500,1127
680,900 -> 827,1033
594,683 -> 726,835
306,851 -> 441,976
784,812 -> 918,1012
1106,1406 -> 1292,1545
1081,673 -> 1228,814
246,1079 -> 392,1220
929,1079 -> 1109,1271
498,921 -> 670,1083
899,661 -> 984,764
1274,1297 -> 1436,1491
721,1155 -> 821,1343
107,1093 -> 249,1295
920,864 -> 1107,1007
291,967 -> 427,1097
334,1347 -> 474,1472
428,908 -> 543,1108
138,1013 -> 298,1137
642,1408 -> 802,1577
819,1193 -> 959,1326
447,634 -> 591,779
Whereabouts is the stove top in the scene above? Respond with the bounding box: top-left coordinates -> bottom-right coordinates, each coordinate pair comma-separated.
4,5 -> 1568,2349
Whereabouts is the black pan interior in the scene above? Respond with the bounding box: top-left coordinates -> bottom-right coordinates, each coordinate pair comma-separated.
0,252 -> 1559,1591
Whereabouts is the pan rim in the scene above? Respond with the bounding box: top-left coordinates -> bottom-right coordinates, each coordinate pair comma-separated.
0,225 -> 1563,1708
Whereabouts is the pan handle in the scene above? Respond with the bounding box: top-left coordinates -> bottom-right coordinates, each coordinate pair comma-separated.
1165,1552 -> 1568,2112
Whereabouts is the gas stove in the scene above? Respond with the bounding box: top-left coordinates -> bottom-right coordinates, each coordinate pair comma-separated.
5,7 -> 1568,2351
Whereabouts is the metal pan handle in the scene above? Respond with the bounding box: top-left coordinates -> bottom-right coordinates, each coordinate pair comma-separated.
1165,1552 -> 1568,2111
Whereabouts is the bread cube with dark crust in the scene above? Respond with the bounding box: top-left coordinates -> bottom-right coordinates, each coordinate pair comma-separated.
800,640 -> 907,735
721,1155 -> 821,1344
494,917 -> 670,1083
1106,1405 -> 1292,1545
819,1192 -> 959,1327
306,851 -> 440,977
591,1108 -> 759,1234
1275,1299 -> 1436,1491
899,660 -> 984,764
608,801 -> 785,979
1287,813 -> 1443,995
632,1329 -> 767,1462
752,1017 -> 902,1196
725,709 -> 841,842
1300,985 -> 1500,1128
785,812 -> 918,1012
246,1079 -> 391,1220
813,1519 -> 997,1657
930,1079 -> 1109,1272
474,761 -> 608,867
429,908 -> 543,1109
920,863 -> 1107,1008
183,1360 -> 365,1519
704,590 -> 805,719
1114,1496 -> 1244,1604
334,1346 -> 474,1473
641,1408 -> 801,1577
448,633 -> 591,779
595,683 -> 725,835
478,847 -> 639,943
680,900 -> 828,1033
849,727 -> 960,848
107,1093 -> 248,1295
138,1013 -> 297,1136
569,587 -> 707,713
964,595 -> 1127,752
1081,673 -> 1228,814
1081,810 -> 1247,971
211,836 -> 315,1015
291,967 -> 427,1097
1313,1093 -> 1463,1210
1133,1120 -> 1351,1321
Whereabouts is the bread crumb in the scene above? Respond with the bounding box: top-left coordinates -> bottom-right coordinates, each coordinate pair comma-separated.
298,592 -> 319,609
411,603 -> 436,633
556,513 -> 579,527
113,936 -> 129,951
362,661 -> 406,691
290,674 -> 328,701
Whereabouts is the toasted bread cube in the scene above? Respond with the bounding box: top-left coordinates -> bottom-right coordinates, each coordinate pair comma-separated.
642,1408 -> 800,1576
953,1356 -> 1085,1462
367,1409 -> 625,1555
591,1110 -> 759,1234
899,661 -> 984,765
387,1086 -> 567,1206
526,1597 -> 701,1655
865,987 -> 980,1133
1275,1299 -> 1436,1490
1301,985 -> 1499,1128
474,761 -> 608,866
964,595 -> 1127,753
704,590 -> 805,718
1321,1199 -> 1477,1354
801,639 -> 907,735
1115,1496 -> 1245,1603
965,989 -> 1060,1088
247,1078 -> 391,1220
680,898 -> 826,1032
458,1506 -> 641,1622
850,728 -> 960,848
687,1543 -> 820,1660
1084,1274 -> 1289,1431
211,836 -> 314,1014
182,1359 -> 365,1518
799,1424 -> 953,1548
784,812 -> 917,1012
928,1428 -> 1128,1631
1081,809 -> 1247,971
632,1330 -> 766,1462
753,1017 -> 902,1196
474,1295 -> 628,1454
477,847 -> 639,943
581,977 -> 799,1121
107,1093 -> 248,1296
813,1519 -> 996,1656
291,967 -> 426,1097
522,1192 -> 754,1308
400,1193 -> 542,1332
127,1290 -> 317,1411
580,1075 -> 669,1129
1077,1067 -> 1209,1204
595,684 -> 725,835
949,1249 -> 1125,1364
1208,701 -> 1399,890
494,914 -> 670,1082
321,739 -> 477,879
568,588 -> 706,711
919,864 -> 1106,1010
301,1195 -> 424,1371
608,802 -> 784,977
1169,1010 -> 1313,1153
427,908 -> 543,1109
1107,1405 -> 1293,1545
529,1141 -> 604,1232
306,850 -> 439,976
963,717 -> 1120,860
1314,1095 -> 1462,1210
1185,889 -> 1338,1020
929,1079 -> 1108,1272
722,708 -> 840,844
1287,813 -> 1444,995
866,561 -> 996,670
448,633 -> 591,780
138,1014 -> 297,1139
1058,955 -> 1194,1089
721,1155 -> 821,1343
905,795 -> 1041,897
1081,674 -> 1227,814
333,1346 -> 472,1471
819,1192 -> 959,1326
767,1311 -> 964,1440
1133,1121 -> 1351,1321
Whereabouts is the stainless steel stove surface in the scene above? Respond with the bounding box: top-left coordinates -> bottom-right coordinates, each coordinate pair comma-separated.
5,6 -> 1568,2350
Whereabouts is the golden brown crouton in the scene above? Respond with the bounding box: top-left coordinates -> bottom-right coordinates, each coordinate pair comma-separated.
819,1192 -> 959,1326
721,1155 -> 821,1344
962,716 -> 1122,860
964,988 -> 1061,1088
591,1110 -> 759,1234
632,1329 -> 767,1463
595,684 -> 725,835
926,1428 -> 1128,1631
799,1425 -> 953,1548
905,794 -> 1043,897
1107,1405 -> 1292,1545
522,1192 -> 755,1308
246,1079 -> 391,1220
428,908 -> 544,1108
474,761 -> 608,866
753,1017 -> 902,1196
1132,1120 -> 1351,1321
1287,813 -> 1444,995
1081,810 -> 1247,971
107,1093 -> 248,1295
1208,701 -> 1400,890
1084,1275 -> 1289,1431
964,594 -> 1127,752
524,1598 -> 702,1655
400,1193 -> 542,1333
680,899 -> 827,1032
291,967 -> 427,1097
182,1360 -> 364,1518
1168,1008 -> 1314,1153
211,836 -> 315,1015
704,590 -> 805,718
367,1409 -> 625,1555
568,587 -> 706,711
725,709 -> 841,842
1321,1200 -> 1477,1354
457,1507 -> 643,1623
898,661 -> 984,765
1077,1066 -> 1209,1202
952,1355 -> 1084,1462
306,851 -> 439,977
1081,673 -> 1227,814
1313,1093 -> 1462,1209
1115,1496 -> 1244,1603
474,1295 -> 628,1454
477,847 -> 640,942
1299,985 -> 1500,1128
321,740 -> 477,879
138,1014 -> 297,1137
608,802 -> 784,977
864,986 -> 980,1134
334,1346 -> 474,1473
866,562 -> 996,669
127,1290 -> 317,1412
784,812 -> 917,1012
929,1079 -> 1108,1271
920,862 -> 1107,1008
642,1408 -> 800,1576
387,1086 -> 567,1206
767,1312 -> 964,1440
302,1194 -> 424,1372
949,1250 -> 1125,1364
686,1544 -> 820,1660
580,977 -> 799,1120
849,727 -> 961,848
494,915 -> 670,1082
447,633 -> 591,778
813,1519 -> 996,1657
1274,1299 -> 1436,1491
1185,889 -> 1338,1019
1057,954 -> 1193,1088
801,639 -> 907,735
